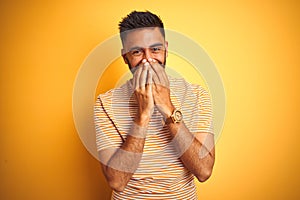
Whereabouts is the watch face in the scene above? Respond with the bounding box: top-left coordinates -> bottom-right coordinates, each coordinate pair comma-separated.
174,110 -> 183,121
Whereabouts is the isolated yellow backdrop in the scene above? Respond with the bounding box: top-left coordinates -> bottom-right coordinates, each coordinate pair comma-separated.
1,0 -> 299,200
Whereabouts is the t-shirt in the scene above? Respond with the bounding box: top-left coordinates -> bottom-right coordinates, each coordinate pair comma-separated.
94,77 -> 213,200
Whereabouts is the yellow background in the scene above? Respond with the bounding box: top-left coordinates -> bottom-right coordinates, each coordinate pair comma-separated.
1,0 -> 299,199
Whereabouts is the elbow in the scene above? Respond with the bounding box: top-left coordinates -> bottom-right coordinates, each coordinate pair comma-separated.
108,179 -> 127,192
103,166 -> 128,192
195,168 -> 213,183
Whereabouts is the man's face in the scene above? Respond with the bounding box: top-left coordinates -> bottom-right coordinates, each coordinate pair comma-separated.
121,27 -> 168,73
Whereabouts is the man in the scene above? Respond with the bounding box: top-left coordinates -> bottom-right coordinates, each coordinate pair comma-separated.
94,11 -> 215,199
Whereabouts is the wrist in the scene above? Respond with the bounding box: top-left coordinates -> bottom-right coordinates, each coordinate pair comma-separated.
128,122 -> 148,138
162,105 -> 176,120
165,108 -> 183,125
134,114 -> 150,127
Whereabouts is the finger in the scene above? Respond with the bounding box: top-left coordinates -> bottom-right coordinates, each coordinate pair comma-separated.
133,64 -> 143,90
149,61 -> 162,83
153,62 -> 168,88
156,61 -> 169,88
139,62 -> 149,89
149,60 -> 168,88
149,67 -> 159,87
134,58 -> 147,69
146,67 -> 153,90
160,68 -> 170,88
146,69 -> 153,97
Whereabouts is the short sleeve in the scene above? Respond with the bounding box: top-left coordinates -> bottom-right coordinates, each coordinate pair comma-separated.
189,85 -> 214,135
94,96 -> 123,152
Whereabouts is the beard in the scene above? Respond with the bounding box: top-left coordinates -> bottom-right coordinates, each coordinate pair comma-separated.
127,51 -> 167,74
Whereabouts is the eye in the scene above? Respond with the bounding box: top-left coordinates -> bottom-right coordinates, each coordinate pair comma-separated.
130,49 -> 142,56
151,46 -> 163,53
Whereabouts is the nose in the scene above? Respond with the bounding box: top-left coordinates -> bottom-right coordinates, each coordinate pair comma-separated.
143,48 -> 152,60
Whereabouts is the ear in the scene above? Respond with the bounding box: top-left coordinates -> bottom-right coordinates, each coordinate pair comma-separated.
121,49 -> 128,64
165,41 -> 168,57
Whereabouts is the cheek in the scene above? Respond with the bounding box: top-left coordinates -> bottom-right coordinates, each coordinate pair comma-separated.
153,53 -> 165,64
130,58 -> 143,68
126,56 -> 142,68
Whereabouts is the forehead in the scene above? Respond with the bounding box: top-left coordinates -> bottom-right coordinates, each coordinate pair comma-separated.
123,27 -> 165,49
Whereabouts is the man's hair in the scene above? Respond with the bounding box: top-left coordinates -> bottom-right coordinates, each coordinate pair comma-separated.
119,11 -> 165,43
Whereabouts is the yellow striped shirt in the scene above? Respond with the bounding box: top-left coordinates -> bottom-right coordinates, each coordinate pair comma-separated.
94,77 -> 213,199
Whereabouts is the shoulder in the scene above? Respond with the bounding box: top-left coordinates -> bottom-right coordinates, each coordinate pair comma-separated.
169,76 -> 209,96
96,80 -> 132,103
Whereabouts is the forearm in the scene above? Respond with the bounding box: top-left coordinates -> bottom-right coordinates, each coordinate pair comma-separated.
103,122 -> 147,192
167,122 -> 215,182
147,58 -> 215,181
102,61 -> 155,192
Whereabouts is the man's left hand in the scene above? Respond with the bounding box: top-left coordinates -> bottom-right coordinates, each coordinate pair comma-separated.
148,58 -> 175,119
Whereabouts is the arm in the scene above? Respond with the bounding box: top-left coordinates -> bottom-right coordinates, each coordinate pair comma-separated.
167,121 -> 215,182
101,131 -> 145,192
97,61 -> 154,192
149,59 -> 215,182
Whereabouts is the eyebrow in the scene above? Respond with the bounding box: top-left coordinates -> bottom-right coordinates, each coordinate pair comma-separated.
129,43 -> 164,51
149,43 -> 164,48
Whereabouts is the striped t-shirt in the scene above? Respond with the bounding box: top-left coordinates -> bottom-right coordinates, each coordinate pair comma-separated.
94,77 -> 213,199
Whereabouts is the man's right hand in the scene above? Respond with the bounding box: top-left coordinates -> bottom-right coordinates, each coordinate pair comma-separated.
133,59 -> 154,127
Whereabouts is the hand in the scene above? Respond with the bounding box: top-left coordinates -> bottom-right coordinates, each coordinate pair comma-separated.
148,58 -> 175,119
133,60 -> 154,127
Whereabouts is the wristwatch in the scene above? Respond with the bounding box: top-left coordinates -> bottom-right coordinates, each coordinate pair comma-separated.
165,109 -> 183,124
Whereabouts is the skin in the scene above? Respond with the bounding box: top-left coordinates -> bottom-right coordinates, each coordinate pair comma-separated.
101,27 -> 215,192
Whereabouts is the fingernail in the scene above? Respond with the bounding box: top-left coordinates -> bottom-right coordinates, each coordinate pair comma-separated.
148,58 -> 152,62
144,62 -> 149,66
152,59 -> 156,62
142,59 -> 147,63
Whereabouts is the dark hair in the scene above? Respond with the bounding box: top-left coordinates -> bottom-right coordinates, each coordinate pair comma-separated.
119,11 -> 165,43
